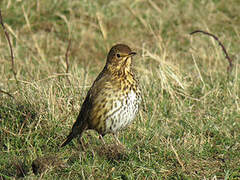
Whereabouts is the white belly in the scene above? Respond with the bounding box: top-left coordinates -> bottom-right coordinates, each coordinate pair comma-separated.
105,90 -> 141,133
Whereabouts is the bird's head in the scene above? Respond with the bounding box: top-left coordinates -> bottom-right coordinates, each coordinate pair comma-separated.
106,44 -> 136,72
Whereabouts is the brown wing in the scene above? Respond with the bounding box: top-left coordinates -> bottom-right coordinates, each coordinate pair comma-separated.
85,70 -> 115,132
60,68 -> 111,147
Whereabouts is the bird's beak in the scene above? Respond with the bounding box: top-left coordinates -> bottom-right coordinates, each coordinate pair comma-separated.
128,52 -> 137,57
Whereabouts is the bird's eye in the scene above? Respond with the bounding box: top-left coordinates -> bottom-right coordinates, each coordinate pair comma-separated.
116,53 -> 121,58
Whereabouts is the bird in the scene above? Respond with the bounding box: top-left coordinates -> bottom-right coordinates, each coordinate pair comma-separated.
60,44 -> 141,148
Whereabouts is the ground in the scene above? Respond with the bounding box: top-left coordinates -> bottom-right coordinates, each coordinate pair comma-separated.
0,0 -> 240,179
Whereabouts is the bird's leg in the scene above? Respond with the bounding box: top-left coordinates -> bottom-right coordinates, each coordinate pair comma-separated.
113,132 -> 123,146
99,135 -> 106,145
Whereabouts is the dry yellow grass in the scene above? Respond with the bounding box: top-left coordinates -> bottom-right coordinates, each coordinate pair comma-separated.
0,0 -> 240,179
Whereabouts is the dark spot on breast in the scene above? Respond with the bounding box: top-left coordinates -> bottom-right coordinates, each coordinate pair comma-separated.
101,98 -> 106,104
102,103 -> 106,109
103,109 -> 108,117
98,114 -> 102,120
109,99 -> 113,104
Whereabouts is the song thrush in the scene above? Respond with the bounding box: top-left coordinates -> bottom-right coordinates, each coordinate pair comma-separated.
60,44 -> 141,147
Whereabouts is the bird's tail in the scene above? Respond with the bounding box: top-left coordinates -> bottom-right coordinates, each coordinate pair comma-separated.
60,119 -> 88,147
60,132 -> 76,147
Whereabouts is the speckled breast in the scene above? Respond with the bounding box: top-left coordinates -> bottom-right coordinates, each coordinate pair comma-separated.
104,90 -> 141,134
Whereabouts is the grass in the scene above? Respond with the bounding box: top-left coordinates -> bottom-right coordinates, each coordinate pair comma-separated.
0,0 -> 240,179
